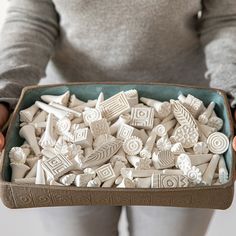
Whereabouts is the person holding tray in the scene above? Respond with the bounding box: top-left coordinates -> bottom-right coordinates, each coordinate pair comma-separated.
0,1 -> 236,236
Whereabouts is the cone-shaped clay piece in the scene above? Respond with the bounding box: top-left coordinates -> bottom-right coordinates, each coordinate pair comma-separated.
218,156 -> 228,184
35,101 -> 72,119
20,104 -> 39,123
117,178 -> 135,188
35,160 -> 46,185
124,89 -> 139,107
140,97 -> 171,119
25,162 -> 37,178
198,102 -> 215,125
96,92 -> 104,109
154,119 -> 176,137
197,163 -> 208,175
202,154 -> 220,185
11,163 -> 30,182
19,125 -> 41,156
69,94 -> 85,108
140,130 -> 157,158
31,110 -> 47,123
39,113 -> 57,148
110,114 -> 131,135
41,91 -> 70,106
188,154 -> 213,166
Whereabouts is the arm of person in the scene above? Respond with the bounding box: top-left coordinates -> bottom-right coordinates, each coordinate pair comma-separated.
0,0 -> 59,109
199,0 -> 236,152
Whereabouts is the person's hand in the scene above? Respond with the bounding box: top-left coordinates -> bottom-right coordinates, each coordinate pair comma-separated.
233,110 -> 236,152
0,103 -> 10,152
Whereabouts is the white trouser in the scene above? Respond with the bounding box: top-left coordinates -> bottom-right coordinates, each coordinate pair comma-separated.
0,203 -> 213,236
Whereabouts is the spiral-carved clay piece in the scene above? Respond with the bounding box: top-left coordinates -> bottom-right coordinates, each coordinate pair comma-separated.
55,118 -> 71,135
123,136 -> 143,156
207,132 -> 229,154
83,108 -> 101,125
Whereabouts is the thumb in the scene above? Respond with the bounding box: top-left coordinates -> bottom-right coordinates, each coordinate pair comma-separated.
0,103 -> 10,152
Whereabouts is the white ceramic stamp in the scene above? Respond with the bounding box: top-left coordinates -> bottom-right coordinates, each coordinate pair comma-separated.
10,163 -> 30,182
15,178 -> 36,184
35,160 -> 46,185
140,97 -> 171,119
130,107 -> 154,129
121,168 -> 162,178
117,123 -> 138,140
39,113 -> 57,148
19,125 -> 41,156
123,136 -> 143,156
69,94 -> 85,108
156,135 -> 172,151
134,177 -> 151,188
75,174 -> 94,187
198,123 -> 216,138
207,132 -> 229,154
198,102 -> 215,125
90,118 -> 110,138
9,147 -> 28,164
124,89 -> 139,107
218,156 -> 229,184
151,173 -> 189,188
99,92 -> 130,121
154,119 -> 176,137
207,116 -> 223,131
42,154 -> 74,180
188,154 -> 212,166
96,92 -> 104,109
59,173 -> 76,186
193,142 -> 209,154
152,150 -> 175,170
95,163 -> 116,182
25,162 -> 37,178
87,177 -> 102,187
185,166 -> 202,184
83,108 -> 102,126
110,114 -> 131,135
73,128 -> 93,147
110,148 -> 128,166
20,104 -> 39,123
175,153 -> 192,172
202,154 -> 220,185
140,130 -> 157,158
174,125 -> 199,148
197,163 -> 208,175
116,178 -> 135,188
55,117 -> 71,136
170,142 -> 185,154
82,140 -> 122,168
41,91 -> 70,106
170,99 -> 197,128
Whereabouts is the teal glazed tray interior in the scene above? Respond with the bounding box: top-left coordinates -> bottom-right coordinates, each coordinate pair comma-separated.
0,82 -> 235,209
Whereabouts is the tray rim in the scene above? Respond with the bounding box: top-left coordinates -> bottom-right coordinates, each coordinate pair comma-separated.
0,82 -> 235,196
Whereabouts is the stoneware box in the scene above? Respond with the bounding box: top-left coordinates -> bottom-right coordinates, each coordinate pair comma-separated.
0,82 -> 235,209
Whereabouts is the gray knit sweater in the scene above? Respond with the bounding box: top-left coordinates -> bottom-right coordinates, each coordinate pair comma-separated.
0,0 -> 236,108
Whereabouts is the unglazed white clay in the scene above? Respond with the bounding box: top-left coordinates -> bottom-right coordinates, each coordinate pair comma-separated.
110,114 -> 131,135
95,92 -> 104,109
193,142 -> 209,154
140,130 -> 157,158
26,156 -> 39,169
117,123 -> 139,140
82,140 -> 122,168
184,166 -> 202,184
140,97 -> 171,119
151,173 -> 189,188
55,118 -> 71,136
152,150 -> 175,170
162,169 -> 184,175
175,153 -> 192,172
116,178 -> 135,188
196,163 -> 208,175
31,110 -> 47,124
207,132 -> 229,154
83,108 -> 102,126
154,119 -> 176,137
188,154 -> 212,166
207,116 -> 223,131
59,173 -> 76,186
202,154 -> 221,185
35,101 -> 73,120
69,94 -> 85,108
87,177 -> 102,187
25,162 -> 37,178
134,177 -> 151,188
121,168 -> 162,178
123,136 -> 143,156
170,99 -> 198,128
39,113 -> 57,148
42,154 -> 74,180
90,118 -> 110,137
72,128 -> 93,147
35,160 -> 46,185
170,143 -> 185,155
41,91 -> 70,106
95,163 -> 116,182
93,134 -> 115,149
20,104 -> 39,123
15,177 -> 36,184
110,148 -> 128,166
218,156 -> 229,184
130,107 -> 154,129
10,163 -> 30,182
124,89 -> 139,107
198,102 -> 215,125
198,123 -> 216,138
173,125 -> 199,148
9,147 -> 28,164
19,125 -> 41,156
156,135 -> 172,151
75,173 -> 94,187
178,94 -> 204,118
99,92 -> 130,121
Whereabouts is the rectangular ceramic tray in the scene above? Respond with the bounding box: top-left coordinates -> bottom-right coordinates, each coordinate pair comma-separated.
0,82 -> 235,209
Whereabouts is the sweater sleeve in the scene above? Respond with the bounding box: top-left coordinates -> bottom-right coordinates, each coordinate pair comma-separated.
199,0 -> 236,107
0,0 -> 59,109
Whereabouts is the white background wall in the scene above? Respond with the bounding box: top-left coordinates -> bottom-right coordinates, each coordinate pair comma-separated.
0,1 -> 235,235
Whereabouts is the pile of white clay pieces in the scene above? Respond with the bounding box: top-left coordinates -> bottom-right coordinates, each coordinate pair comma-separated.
9,90 -> 230,188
